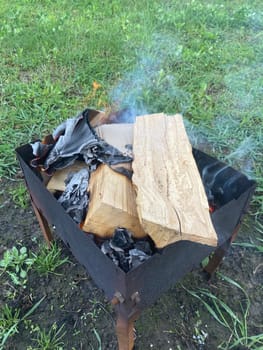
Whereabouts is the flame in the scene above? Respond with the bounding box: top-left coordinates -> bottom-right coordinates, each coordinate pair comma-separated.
82,81 -> 106,107
92,81 -> 101,90
209,205 -> 215,213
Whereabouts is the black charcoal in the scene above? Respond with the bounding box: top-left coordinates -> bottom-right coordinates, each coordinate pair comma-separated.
134,240 -> 152,255
115,251 -> 130,273
101,228 -> 153,272
58,168 -> 89,224
101,241 -> 113,255
110,227 -> 133,251
129,249 -> 150,269
129,248 -> 150,260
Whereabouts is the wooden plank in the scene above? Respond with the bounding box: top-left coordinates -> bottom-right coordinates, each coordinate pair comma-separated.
46,161 -> 89,193
82,164 -> 146,238
95,123 -> 133,174
95,123 -> 133,155
132,113 -> 217,248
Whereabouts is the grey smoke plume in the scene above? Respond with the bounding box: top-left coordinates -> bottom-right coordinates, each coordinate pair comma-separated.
225,137 -> 255,178
109,30 -> 261,183
109,33 -> 191,120
184,115 -> 258,179
223,64 -> 263,117
185,47 -> 262,179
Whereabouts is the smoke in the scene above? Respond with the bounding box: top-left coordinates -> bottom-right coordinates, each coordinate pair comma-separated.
225,137 -> 256,178
108,28 -> 261,181
185,31 -> 262,179
183,119 -> 209,149
184,114 -> 258,179
109,33 -> 191,121
223,64 -> 263,117
247,10 -> 263,31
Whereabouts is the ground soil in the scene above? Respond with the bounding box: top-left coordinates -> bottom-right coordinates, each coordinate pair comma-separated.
0,178 -> 262,350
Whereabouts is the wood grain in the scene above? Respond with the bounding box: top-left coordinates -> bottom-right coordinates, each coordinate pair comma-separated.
82,164 -> 146,238
132,113 -> 217,248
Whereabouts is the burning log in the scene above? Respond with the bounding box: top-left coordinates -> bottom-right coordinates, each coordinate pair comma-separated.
82,164 -> 146,238
132,113 -> 218,248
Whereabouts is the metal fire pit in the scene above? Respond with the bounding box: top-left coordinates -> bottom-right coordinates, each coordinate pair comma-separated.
16,143 -> 255,350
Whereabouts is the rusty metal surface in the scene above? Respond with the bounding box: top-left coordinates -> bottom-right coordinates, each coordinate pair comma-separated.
126,240 -> 213,312
16,144 -> 127,302
118,187 -> 255,315
16,144 -> 256,319
211,187 -> 255,245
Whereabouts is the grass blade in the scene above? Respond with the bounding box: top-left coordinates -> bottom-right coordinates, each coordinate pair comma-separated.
0,323 -> 19,349
0,296 -> 45,349
21,296 -> 45,321
186,289 -> 228,327
93,328 -> 102,350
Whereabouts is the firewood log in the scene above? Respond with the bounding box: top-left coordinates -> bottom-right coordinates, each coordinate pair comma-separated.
46,161 -> 89,193
82,164 -> 146,238
132,113 -> 217,248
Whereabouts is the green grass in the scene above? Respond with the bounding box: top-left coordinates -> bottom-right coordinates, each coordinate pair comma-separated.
0,297 -> 45,350
0,305 -> 20,348
28,323 -> 66,350
1,0 -> 262,216
186,274 -> 263,349
32,243 -> 69,276
9,182 -> 29,209
233,221 -> 263,257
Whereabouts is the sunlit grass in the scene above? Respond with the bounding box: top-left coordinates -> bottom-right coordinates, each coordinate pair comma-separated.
0,0 -> 262,216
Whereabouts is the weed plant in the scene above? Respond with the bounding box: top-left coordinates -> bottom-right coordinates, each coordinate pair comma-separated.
32,243 -> 69,276
91,328 -> 102,350
0,305 -> 20,349
0,297 -> 45,350
233,237 -> 263,253
0,246 -> 35,287
233,222 -> 263,253
186,274 -> 263,349
9,183 -> 29,209
27,323 -> 66,350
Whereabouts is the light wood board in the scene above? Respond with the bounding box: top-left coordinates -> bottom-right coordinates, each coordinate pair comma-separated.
132,113 -> 217,248
95,123 -> 133,174
82,164 -> 146,238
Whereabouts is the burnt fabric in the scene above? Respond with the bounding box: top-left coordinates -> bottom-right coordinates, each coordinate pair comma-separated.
30,109 -> 132,175
58,168 -> 90,224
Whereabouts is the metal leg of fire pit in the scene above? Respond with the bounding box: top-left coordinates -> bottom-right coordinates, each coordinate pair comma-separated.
30,199 -> 53,247
115,311 -> 140,350
204,224 -> 241,278
203,239 -> 231,277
